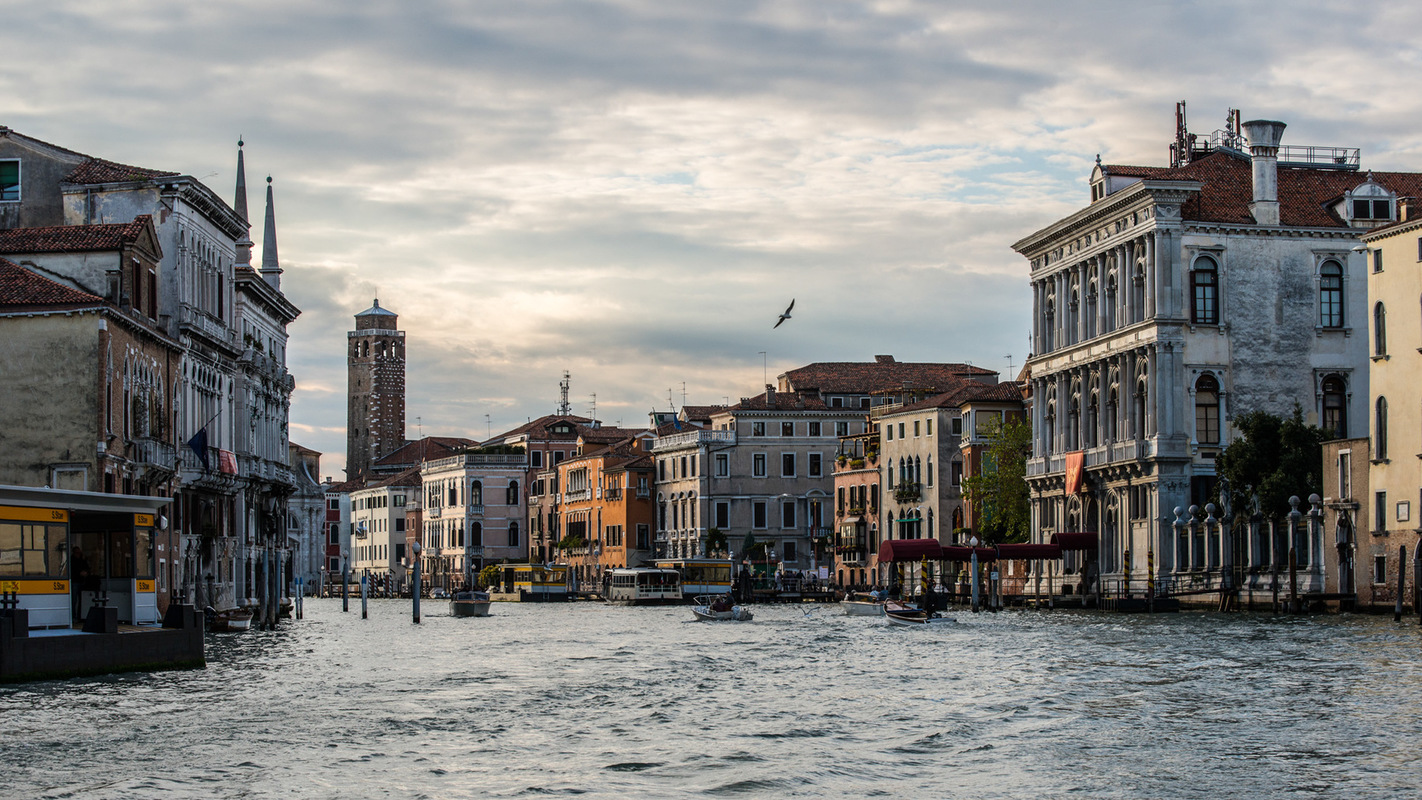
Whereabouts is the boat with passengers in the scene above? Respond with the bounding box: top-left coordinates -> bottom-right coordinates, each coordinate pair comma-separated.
605,567 -> 682,605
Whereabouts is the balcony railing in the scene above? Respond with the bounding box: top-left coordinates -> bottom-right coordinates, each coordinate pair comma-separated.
652,429 -> 736,452
565,488 -> 591,502
178,304 -> 237,348
892,482 -> 922,503
132,437 -> 175,469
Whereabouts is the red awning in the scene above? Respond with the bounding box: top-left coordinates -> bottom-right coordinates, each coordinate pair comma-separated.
876,539 -> 944,562
940,545 -> 998,562
1051,532 -> 1099,551
996,543 -> 1062,560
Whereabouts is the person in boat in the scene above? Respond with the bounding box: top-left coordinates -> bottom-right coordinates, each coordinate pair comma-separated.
710,594 -> 733,613
922,583 -> 938,619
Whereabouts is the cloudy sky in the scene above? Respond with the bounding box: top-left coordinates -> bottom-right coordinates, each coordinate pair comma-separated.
8,1 -> 1422,479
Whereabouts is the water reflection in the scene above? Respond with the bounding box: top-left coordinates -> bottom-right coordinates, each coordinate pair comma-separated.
5,601 -> 1422,798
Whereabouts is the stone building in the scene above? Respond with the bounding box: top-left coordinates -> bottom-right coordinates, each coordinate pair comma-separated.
419,449 -> 528,590
831,430 -> 879,588
287,442 -> 325,593
347,299 -> 406,479
1321,437 -> 1369,608
0,255 -> 182,614
1013,105 -> 1422,598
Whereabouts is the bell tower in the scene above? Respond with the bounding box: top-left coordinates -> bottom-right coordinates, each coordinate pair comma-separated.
347,299 -> 406,477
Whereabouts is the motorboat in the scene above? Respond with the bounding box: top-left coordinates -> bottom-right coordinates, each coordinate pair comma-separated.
840,592 -> 886,616
450,589 -> 491,617
691,594 -> 753,622
885,606 -> 955,628
204,606 -> 253,632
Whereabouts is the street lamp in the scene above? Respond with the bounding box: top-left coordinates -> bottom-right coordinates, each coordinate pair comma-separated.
969,535 -> 981,612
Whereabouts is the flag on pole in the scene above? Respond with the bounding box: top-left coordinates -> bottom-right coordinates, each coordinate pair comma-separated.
187,428 -> 210,471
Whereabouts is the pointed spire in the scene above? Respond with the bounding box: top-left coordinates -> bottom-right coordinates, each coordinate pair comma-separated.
261,175 -> 282,290
234,137 -> 249,223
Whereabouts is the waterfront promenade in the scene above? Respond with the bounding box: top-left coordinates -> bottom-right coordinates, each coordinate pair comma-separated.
5,600 -> 1421,798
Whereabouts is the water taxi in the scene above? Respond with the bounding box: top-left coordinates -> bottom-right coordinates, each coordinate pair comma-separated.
503,564 -> 571,602
840,591 -> 886,616
690,594 -> 753,622
605,568 -> 681,605
450,589 -> 492,617
653,558 -> 733,601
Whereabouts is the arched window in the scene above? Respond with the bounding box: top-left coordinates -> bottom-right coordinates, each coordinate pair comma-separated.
470,522 -> 482,547
508,522 -> 519,548
1087,390 -> 1100,448
1134,379 -> 1149,440
469,480 -> 482,507
506,480 -> 520,505
1319,261 -> 1343,328
1106,385 -> 1119,442
1321,375 -> 1347,438
1194,374 -> 1220,445
1374,302 -> 1387,356
1191,255 -> 1219,325
1376,396 -> 1389,460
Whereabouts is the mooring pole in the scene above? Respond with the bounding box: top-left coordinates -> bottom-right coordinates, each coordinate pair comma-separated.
412,541 -> 423,624
360,573 -> 368,620
1395,544 -> 1406,622
342,552 -> 350,613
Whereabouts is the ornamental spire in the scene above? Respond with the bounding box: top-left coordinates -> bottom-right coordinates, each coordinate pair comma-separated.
261,175 -> 282,290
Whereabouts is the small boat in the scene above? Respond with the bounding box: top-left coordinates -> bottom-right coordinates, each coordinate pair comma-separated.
691,594 -> 753,622
885,607 -> 955,628
840,592 -> 886,616
450,589 -> 492,617
205,606 -> 254,632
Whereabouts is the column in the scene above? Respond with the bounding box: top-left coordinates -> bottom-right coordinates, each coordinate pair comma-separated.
1146,345 -> 1159,438
1095,256 -> 1107,338
1144,234 -> 1157,319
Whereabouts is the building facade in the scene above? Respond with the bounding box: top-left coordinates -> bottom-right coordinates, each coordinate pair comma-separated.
555,437 -> 656,591
419,450 -> 528,590
349,466 -> 419,592
1014,107 -> 1420,598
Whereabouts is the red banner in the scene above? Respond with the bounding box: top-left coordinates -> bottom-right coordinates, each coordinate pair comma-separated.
1064,450 -> 1084,495
218,449 -> 239,475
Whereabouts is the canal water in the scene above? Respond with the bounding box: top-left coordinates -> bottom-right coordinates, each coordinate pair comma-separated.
5,600 -> 1422,799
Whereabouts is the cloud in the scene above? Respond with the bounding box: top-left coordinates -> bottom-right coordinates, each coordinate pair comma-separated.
8,0 -> 1422,479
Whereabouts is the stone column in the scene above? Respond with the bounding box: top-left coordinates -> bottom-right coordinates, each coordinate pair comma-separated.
1145,233 -> 1157,319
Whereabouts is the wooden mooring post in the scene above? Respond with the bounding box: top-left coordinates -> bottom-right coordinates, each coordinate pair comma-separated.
1395,544 -> 1406,622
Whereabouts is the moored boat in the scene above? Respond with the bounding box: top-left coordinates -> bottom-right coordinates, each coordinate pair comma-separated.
690,594 -> 753,621
885,607 -> 954,628
450,589 -> 491,617
606,568 -> 681,605
205,606 -> 253,632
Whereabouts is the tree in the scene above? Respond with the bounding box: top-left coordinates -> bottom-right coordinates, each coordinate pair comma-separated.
477,563 -> 502,589
961,417 -> 1031,543
1216,405 -> 1326,520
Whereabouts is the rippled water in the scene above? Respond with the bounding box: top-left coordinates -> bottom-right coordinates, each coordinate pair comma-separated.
5,600 -> 1422,799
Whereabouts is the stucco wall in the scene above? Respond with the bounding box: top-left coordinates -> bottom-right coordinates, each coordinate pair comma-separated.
0,312 -> 99,488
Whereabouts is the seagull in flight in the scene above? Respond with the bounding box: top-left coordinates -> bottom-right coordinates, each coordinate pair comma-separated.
774,299 -> 795,329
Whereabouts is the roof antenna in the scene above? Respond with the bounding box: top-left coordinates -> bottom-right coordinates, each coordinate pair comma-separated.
416,416 -> 422,439
589,393 -> 597,424
485,414 -> 491,439
1005,355 -> 1013,378
558,371 -> 571,416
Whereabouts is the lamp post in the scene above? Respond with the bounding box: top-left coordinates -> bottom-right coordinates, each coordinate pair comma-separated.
411,541 -> 422,624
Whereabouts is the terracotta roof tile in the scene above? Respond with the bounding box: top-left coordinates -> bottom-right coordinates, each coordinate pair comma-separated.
486,414 -> 594,443
372,436 -> 479,468
781,357 -> 996,395
1103,151 -> 1422,228
729,390 -> 830,412
0,217 -> 153,254
64,157 -> 178,185
0,256 -> 104,307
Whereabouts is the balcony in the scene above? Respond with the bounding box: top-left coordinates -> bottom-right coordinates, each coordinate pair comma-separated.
605,487 -> 623,501
652,429 -> 736,452
427,506 -> 442,519
132,437 -> 175,469
892,482 -> 922,503
565,488 -> 591,502
178,304 -> 238,351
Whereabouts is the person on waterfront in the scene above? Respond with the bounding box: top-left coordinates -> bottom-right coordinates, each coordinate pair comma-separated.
69,545 -> 91,622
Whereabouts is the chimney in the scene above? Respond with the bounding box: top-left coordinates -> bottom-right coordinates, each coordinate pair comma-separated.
875,355 -> 895,364
1399,197 -> 1413,222
765,384 -> 775,404
1242,119 -> 1287,226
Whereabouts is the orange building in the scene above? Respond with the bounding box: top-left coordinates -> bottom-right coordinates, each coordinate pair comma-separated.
554,434 -> 656,594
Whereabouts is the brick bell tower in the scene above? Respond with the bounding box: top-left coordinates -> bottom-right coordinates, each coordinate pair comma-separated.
347,298 -> 406,478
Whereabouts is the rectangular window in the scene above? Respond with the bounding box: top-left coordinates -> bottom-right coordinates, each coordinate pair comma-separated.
752,421 -> 766,437
781,502 -> 796,528
781,453 -> 796,477
831,397 -> 843,408
886,425 -> 894,441
951,461 -> 963,486
781,421 -> 794,437
926,419 -> 933,436
753,453 -> 767,477
328,498 -> 338,510
1376,491 -> 1387,533
393,494 -> 406,507
715,453 -> 729,477
1374,249 -> 1384,273
976,410 -> 1003,436
952,417 -> 963,435
395,518 -> 405,532
1374,554 -> 1387,584
0,160 -> 18,202
783,540 -> 797,562
1338,451 -> 1351,500
753,502 -> 767,529
637,524 -> 651,550
898,422 -> 905,439
553,450 -> 565,465
914,420 -> 921,437
531,450 -> 543,468
835,422 -> 848,437
808,453 -> 822,477
809,421 -> 821,437
715,502 -> 729,529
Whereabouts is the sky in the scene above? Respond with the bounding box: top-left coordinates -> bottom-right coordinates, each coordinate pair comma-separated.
7,1 -> 1422,480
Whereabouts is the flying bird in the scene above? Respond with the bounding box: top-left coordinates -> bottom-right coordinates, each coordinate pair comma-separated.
774,299 -> 795,329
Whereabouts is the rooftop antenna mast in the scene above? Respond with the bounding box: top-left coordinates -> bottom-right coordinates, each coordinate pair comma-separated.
485,414 -> 491,439
1005,355 -> 1013,378
589,393 -> 597,424
681,382 -> 687,408
758,351 -> 767,387
558,371 -> 571,416
416,416 -> 423,439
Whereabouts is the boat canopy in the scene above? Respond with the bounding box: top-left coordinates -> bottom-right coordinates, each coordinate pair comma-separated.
1050,532 -> 1099,551
876,538 -> 943,562
941,545 -> 998,562
996,543 -> 1063,559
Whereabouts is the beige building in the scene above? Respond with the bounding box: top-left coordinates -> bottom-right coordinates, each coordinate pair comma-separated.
1358,203 -> 1422,611
419,450 -> 528,589
350,466 -> 419,591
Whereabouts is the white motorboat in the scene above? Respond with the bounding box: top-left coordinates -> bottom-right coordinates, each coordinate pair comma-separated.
450,589 -> 491,617
885,607 -> 955,628
691,595 -> 753,622
840,592 -> 885,616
